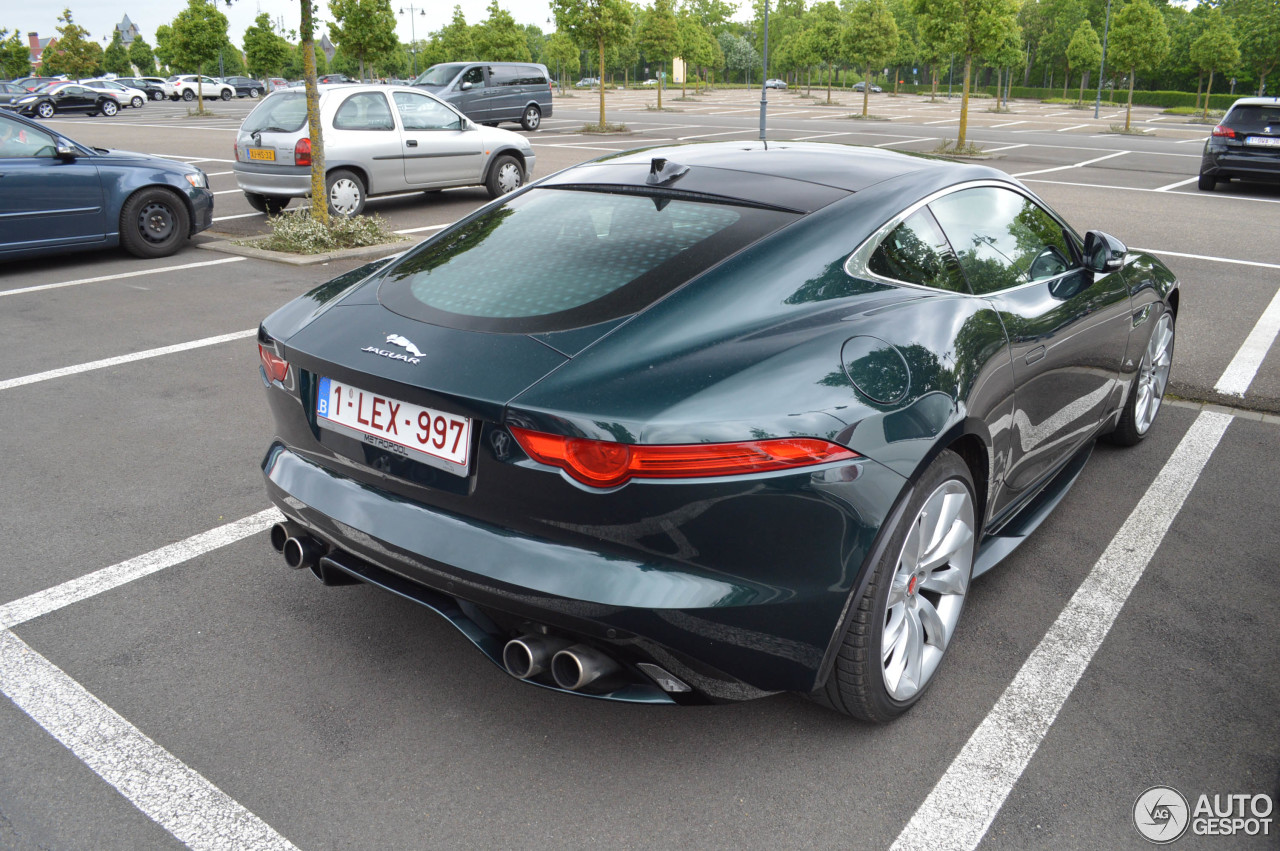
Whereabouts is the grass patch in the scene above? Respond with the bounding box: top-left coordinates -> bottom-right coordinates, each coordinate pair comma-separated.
645,105 -> 682,111
844,113 -> 889,121
985,105 -> 1013,113
246,211 -> 406,255
932,139 -> 987,157
674,95 -> 701,101
1107,124 -> 1148,135
581,122 -> 630,133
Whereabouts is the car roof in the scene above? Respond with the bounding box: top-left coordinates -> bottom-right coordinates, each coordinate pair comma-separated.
1228,97 -> 1280,108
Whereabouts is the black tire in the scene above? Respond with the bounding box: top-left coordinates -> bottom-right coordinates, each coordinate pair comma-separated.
152,90 -> 165,101
249,88 -> 260,99
131,96 -> 144,109
811,449 -> 977,722
1197,172 -> 1216,191
1105,309 -> 1175,447
485,155 -> 523,199
100,99 -> 118,117
86,111 -> 98,117
520,104 -> 541,131
120,188 -> 190,258
221,89 -> 232,101
36,101 -> 54,119
182,89 -> 195,101
244,192 -> 290,215
325,169 -> 366,217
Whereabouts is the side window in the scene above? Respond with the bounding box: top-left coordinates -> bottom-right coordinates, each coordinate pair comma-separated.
459,66 -> 485,88
929,186 -> 1077,295
867,208 -> 969,293
491,65 -> 519,87
332,92 -> 395,130
0,116 -> 56,158
393,91 -> 462,130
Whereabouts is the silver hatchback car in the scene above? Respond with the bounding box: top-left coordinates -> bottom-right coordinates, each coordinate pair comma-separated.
233,84 -> 537,216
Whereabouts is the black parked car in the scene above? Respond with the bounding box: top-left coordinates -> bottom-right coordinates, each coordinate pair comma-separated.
1199,96 -> 1280,191
221,75 -> 267,98
0,81 -> 32,107
0,110 -> 214,260
11,82 -> 120,118
256,141 -> 1179,722
116,76 -> 169,101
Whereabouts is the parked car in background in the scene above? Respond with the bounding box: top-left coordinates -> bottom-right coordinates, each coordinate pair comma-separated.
11,76 -> 64,91
642,78 -> 659,86
11,83 -> 120,118
0,82 -> 32,107
1199,96 -> 1280,191
116,76 -> 170,101
232,84 -> 535,216
0,109 -> 213,260
574,77 -> 599,88
169,75 -> 235,101
221,76 -> 267,98
764,78 -> 787,89
412,62 -> 552,131
84,78 -> 147,109
852,81 -> 883,93
318,74 -> 355,84
133,76 -> 178,99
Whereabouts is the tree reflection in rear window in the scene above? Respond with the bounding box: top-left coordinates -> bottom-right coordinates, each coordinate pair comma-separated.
378,188 -> 798,333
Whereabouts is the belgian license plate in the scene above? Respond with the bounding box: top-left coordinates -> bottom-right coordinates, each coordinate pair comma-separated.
1244,135 -> 1280,147
248,147 -> 275,161
316,377 -> 472,474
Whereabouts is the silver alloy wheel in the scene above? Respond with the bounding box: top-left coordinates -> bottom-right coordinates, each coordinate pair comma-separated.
102,100 -> 118,116
496,161 -> 522,194
1134,312 -> 1174,435
37,101 -> 54,118
131,96 -> 144,108
328,178 -> 362,215
881,479 -> 975,701
523,105 -> 540,129
250,88 -> 260,98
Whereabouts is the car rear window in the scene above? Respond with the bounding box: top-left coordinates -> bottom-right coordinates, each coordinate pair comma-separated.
378,187 -> 798,333
242,92 -> 307,133
1227,105 -> 1280,127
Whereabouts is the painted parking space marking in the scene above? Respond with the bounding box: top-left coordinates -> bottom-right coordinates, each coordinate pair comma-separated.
1154,176 -> 1199,191
1132,247 -> 1280,270
0,257 -> 245,298
0,629 -> 298,851
0,329 -> 255,392
891,410 -> 1233,851
212,211 -> 265,222
1056,123 -> 1091,132
1023,177 -> 1280,204
1215,287 -> 1280,397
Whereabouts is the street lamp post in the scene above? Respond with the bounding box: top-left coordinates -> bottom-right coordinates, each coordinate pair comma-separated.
1093,0 -> 1113,120
759,0 -> 769,140
399,6 -> 426,78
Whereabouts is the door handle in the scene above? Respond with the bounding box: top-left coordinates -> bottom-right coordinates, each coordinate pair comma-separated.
406,139 -> 418,147
1025,345 -> 1046,365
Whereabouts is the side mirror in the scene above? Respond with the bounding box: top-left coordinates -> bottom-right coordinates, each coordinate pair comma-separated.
459,81 -> 472,91
55,144 -> 77,160
1083,230 -> 1126,273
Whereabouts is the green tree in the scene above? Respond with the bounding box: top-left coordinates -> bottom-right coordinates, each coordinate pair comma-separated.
639,0 -> 678,106
40,9 -> 99,80
1066,19 -> 1101,105
804,2 -> 845,102
914,0 -> 960,98
523,24 -> 547,63
719,31 -> 759,84
422,6 -> 476,66
0,29 -> 32,79
154,24 -> 176,72
473,0 -> 533,61
171,0 -> 230,111
1107,0 -> 1170,130
544,32 -> 581,88
103,30 -> 132,76
678,12 -> 719,93
987,15 -> 1023,109
915,0 -> 1017,148
1037,0 -> 1084,96
329,0 -> 399,81
245,13 -> 291,79
844,0 -> 899,116
1190,16 -> 1240,118
552,0 -> 634,126
128,35 -> 157,75
1223,0 -> 1280,96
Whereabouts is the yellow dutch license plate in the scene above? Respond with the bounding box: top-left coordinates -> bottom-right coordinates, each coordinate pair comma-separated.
248,148 -> 275,161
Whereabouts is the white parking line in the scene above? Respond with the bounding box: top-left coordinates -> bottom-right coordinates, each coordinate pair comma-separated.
678,129 -> 755,140
981,143 -> 1028,153
394,223 -> 450,235
0,257 -> 246,298
1132,247 -> 1280,270
0,329 -> 255,392
1215,287 -> 1280,396
892,410 -> 1233,851
1154,176 -> 1199,191
1056,123 -> 1090,132
1023,177 -> 1280,204
989,121 -> 1027,128
204,170 -> 233,176
212,211 -> 265,222
924,118 -> 958,124
0,629 -> 299,851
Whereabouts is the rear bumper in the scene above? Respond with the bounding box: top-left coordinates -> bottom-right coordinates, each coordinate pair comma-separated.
261,440 -> 905,703
234,161 -> 311,197
1201,144 -> 1280,181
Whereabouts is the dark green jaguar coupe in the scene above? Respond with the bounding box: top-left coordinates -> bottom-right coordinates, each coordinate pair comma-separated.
257,142 -> 1178,721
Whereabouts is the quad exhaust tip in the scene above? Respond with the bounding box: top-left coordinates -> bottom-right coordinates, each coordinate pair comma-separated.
551,644 -> 619,692
282,535 -> 324,570
503,635 -> 572,680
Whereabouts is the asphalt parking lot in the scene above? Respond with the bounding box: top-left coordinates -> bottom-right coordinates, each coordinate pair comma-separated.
2,89 -> 1277,850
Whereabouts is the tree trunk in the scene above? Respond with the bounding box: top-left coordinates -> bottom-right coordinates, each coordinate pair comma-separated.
827,64 -> 832,103
1078,70 -> 1086,105
300,1 -> 327,225
957,54 -> 972,148
1195,71 -> 1203,109
1125,66 -> 1135,130
862,67 -> 870,116
1063,68 -> 1068,99
598,37 -> 606,127
1204,70 -> 1215,120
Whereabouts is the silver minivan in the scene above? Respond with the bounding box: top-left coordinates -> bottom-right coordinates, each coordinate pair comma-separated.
412,62 -> 553,131
232,84 -> 536,216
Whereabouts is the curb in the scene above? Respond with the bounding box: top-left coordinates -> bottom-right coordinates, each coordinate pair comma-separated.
195,235 -> 409,266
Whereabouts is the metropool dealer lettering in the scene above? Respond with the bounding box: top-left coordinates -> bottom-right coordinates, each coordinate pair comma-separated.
1192,793 -> 1273,837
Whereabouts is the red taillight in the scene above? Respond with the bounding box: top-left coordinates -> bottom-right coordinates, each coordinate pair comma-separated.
509,427 -> 859,489
1212,124 -> 1236,138
294,137 -> 311,166
258,344 -> 289,382
232,141 -> 239,159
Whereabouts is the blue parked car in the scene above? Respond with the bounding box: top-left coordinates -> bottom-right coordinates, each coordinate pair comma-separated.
0,109 -> 214,260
